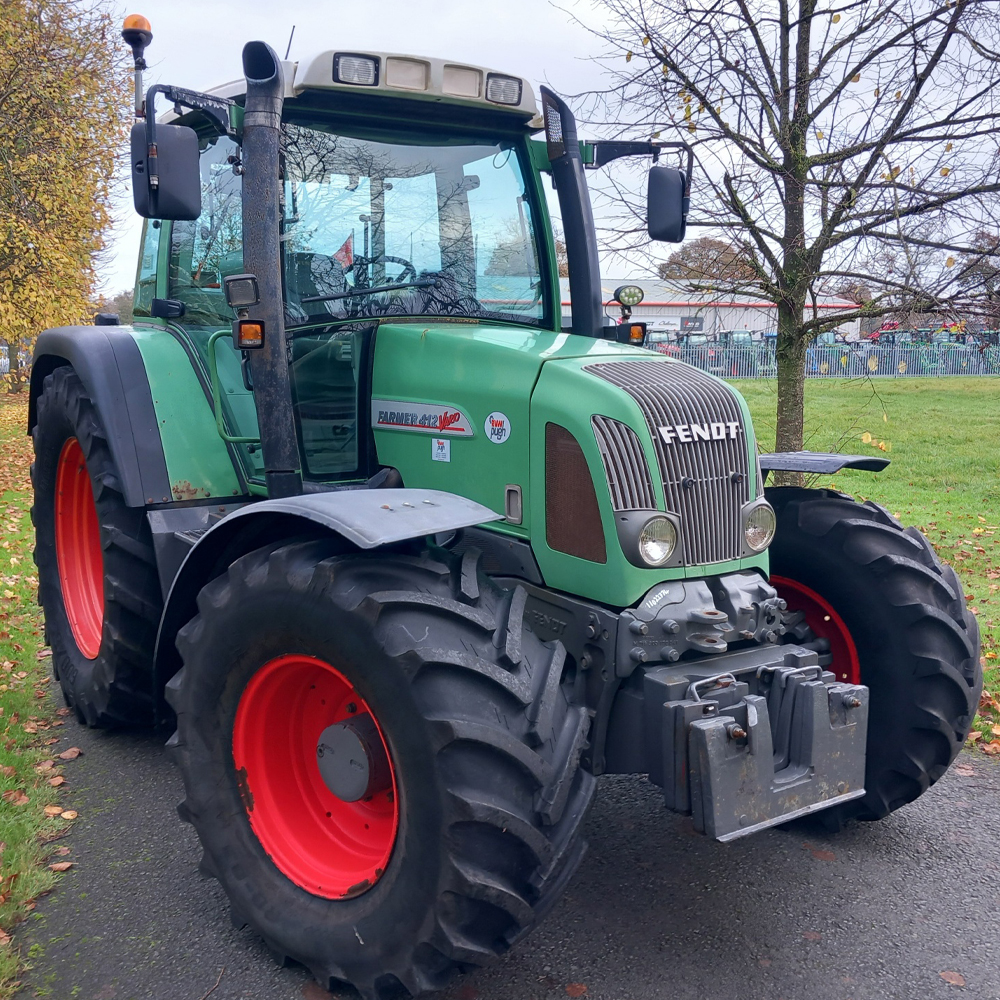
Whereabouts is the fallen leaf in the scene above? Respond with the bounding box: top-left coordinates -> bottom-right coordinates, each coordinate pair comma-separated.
0,765 -> 14,778
992,725 -> 1000,737
967,731 -> 982,743
803,931 -> 822,941
0,928 -> 9,946
57,747 -> 82,760
48,776 -> 66,787
982,741 -> 1000,756
565,986 -> 588,998
2,789 -> 28,806
47,861 -> 73,872
54,846 -> 70,855
940,971 -> 966,987
954,763 -> 976,775
43,805 -> 62,817
55,708 -> 71,717
59,810 -> 77,820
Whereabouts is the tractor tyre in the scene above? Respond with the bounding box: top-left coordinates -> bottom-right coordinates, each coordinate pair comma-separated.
766,487 -> 981,825
31,367 -> 161,727
165,539 -> 595,1000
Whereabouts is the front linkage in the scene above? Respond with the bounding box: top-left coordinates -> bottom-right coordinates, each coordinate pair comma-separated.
486,542 -> 869,841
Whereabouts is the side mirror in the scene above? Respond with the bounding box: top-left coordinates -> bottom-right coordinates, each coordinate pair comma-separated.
647,166 -> 689,243
130,122 -> 201,221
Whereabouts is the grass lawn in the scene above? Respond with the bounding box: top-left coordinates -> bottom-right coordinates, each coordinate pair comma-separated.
0,376 -> 995,994
735,376 -> 1000,741
0,394 -> 76,996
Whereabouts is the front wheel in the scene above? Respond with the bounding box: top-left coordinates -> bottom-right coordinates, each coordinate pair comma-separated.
767,487 -> 981,824
166,541 -> 594,999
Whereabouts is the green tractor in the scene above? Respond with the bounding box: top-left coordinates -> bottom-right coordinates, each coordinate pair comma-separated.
28,18 -> 981,998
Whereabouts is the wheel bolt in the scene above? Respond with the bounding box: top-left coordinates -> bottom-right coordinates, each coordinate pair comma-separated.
726,723 -> 747,740
843,694 -> 862,709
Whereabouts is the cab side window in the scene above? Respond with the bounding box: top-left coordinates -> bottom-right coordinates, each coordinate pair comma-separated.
168,133 -> 243,328
133,219 -> 161,318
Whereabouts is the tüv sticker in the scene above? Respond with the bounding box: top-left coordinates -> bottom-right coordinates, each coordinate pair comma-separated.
485,411 -> 511,444
432,438 -> 451,462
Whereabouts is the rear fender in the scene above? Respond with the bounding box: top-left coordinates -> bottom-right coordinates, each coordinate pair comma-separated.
30,327 -> 170,507
151,488 -> 502,715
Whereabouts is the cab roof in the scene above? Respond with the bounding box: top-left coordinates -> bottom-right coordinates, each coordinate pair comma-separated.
197,49 -> 538,123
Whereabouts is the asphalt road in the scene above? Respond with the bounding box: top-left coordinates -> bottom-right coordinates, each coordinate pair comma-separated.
18,710 -> 1000,1000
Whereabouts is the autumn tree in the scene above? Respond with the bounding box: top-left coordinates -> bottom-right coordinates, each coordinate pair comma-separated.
578,0 -> 1000,468
92,288 -> 135,325
958,229 -> 1000,328
657,236 -> 757,284
0,0 -> 129,392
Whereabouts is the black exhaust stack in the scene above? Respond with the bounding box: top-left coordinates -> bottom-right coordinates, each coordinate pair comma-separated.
539,86 -> 603,339
241,41 -> 302,499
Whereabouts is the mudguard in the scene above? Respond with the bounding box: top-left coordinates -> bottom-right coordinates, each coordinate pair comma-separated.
30,326 -> 170,507
759,451 -> 890,477
151,488 -> 503,711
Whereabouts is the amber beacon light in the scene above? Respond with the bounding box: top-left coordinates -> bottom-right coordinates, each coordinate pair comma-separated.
122,15 -> 153,119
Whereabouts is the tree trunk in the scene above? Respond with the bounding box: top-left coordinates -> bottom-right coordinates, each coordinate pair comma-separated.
6,338 -> 24,394
773,301 -> 808,486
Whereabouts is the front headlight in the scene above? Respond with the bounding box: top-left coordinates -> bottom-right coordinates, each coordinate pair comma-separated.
744,503 -> 776,551
638,516 -> 678,566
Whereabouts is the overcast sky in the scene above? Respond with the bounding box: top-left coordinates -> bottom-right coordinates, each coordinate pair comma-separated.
99,0 -> 617,293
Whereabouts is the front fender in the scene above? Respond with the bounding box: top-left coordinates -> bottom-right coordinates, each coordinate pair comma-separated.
30,326 -> 170,507
151,488 -> 502,714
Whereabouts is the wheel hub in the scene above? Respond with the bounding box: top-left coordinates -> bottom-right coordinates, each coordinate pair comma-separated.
316,714 -> 392,802
232,654 -> 399,898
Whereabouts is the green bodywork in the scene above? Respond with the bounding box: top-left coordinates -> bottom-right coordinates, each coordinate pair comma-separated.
129,309 -> 766,606
129,326 -> 243,501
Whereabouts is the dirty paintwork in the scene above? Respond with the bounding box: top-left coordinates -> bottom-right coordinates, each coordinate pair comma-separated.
130,326 -> 244,501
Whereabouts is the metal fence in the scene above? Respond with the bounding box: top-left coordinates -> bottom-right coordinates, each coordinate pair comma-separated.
649,343 -> 1000,379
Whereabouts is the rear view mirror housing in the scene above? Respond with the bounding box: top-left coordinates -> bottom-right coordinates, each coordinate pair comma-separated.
130,122 -> 201,221
647,166 -> 689,243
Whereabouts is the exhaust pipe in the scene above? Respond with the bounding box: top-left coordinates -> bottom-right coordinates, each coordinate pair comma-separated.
241,41 -> 302,499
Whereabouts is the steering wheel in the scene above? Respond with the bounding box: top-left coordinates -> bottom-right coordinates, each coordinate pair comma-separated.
355,254 -> 417,285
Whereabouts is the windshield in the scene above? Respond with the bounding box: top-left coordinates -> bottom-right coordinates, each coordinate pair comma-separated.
280,122 -> 547,327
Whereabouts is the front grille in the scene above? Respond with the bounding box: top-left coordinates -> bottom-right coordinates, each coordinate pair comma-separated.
592,415 -> 656,511
585,361 -> 750,565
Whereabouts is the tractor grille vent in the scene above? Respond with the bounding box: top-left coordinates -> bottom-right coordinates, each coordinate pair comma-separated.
585,361 -> 750,566
545,422 -> 607,564
592,415 -> 656,511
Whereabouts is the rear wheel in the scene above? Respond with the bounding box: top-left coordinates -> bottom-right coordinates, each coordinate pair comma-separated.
166,540 -> 595,999
767,487 -> 981,824
32,367 -> 161,726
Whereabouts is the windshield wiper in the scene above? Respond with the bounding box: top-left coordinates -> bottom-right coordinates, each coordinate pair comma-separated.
301,279 -> 439,305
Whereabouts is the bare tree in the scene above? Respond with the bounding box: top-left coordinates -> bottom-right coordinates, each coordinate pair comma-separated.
574,0 -> 1000,469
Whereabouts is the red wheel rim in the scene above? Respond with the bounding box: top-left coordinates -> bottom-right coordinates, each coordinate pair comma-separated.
55,438 -> 104,659
771,575 -> 861,684
232,654 -> 399,898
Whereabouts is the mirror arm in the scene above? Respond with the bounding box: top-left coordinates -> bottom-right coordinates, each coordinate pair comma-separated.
585,140 -> 693,186
143,85 -> 237,191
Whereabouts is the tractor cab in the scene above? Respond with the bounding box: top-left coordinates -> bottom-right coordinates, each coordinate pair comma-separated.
144,51 -> 558,489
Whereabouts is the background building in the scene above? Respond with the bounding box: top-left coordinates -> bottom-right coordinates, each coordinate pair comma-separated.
560,278 -> 860,338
